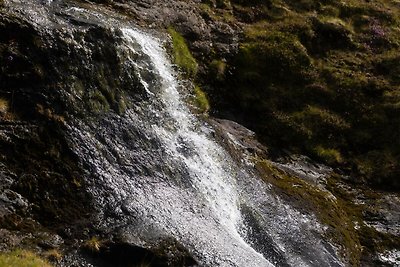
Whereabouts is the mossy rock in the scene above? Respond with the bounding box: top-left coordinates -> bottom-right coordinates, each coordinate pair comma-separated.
193,85 -> 210,113
168,27 -> 198,78
256,160 -> 362,266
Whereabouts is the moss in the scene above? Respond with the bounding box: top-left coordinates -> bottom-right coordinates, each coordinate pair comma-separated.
215,0 -> 232,9
256,160 -> 362,266
292,105 -> 351,130
193,85 -> 210,113
210,0 -> 400,189
167,27 -> 198,78
0,250 -> 53,267
311,16 -> 355,53
36,104 -> 65,123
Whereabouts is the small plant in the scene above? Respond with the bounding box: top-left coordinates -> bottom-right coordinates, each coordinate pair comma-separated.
83,237 -> 103,253
167,27 -> 198,78
0,98 -> 8,114
210,59 -> 227,81
0,98 -> 15,121
0,249 -> 53,267
314,146 -> 343,165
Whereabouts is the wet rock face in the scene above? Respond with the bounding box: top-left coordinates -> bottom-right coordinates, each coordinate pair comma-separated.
0,0 -> 145,260
0,7 -> 96,253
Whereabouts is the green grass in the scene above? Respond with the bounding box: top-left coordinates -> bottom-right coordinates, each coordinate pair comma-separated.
167,27 -> 198,78
0,250 -> 52,267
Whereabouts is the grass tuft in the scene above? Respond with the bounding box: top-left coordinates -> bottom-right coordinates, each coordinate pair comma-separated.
314,146 -> 343,165
0,98 -> 8,114
83,237 -> 103,253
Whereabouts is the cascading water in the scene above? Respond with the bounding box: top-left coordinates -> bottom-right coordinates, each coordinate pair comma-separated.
71,26 -> 274,266
3,1 -> 347,266
120,27 -> 243,234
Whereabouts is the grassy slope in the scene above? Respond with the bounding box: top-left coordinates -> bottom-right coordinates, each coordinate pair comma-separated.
202,0 -> 400,190
0,250 -> 52,267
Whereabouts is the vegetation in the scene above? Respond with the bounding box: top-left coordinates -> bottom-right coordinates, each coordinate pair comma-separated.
0,98 -> 8,113
0,250 -> 52,267
203,0 -> 400,190
83,237 -> 103,253
0,98 -> 12,120
193,85 -> 210,113
167,27 -> 210,114
168,27 -> 198,78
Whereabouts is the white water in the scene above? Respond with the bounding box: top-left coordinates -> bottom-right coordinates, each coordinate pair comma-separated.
121,28 -> 240,230
120,28 -> 272,266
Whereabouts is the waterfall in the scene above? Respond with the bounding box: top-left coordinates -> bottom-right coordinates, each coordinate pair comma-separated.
113,27 -> 273,266
4,1 -> 346,265
66,20 -> 344,266
121,28 -> 242,233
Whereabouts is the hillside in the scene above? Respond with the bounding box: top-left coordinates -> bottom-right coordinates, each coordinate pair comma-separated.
188,0 -> 400,191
